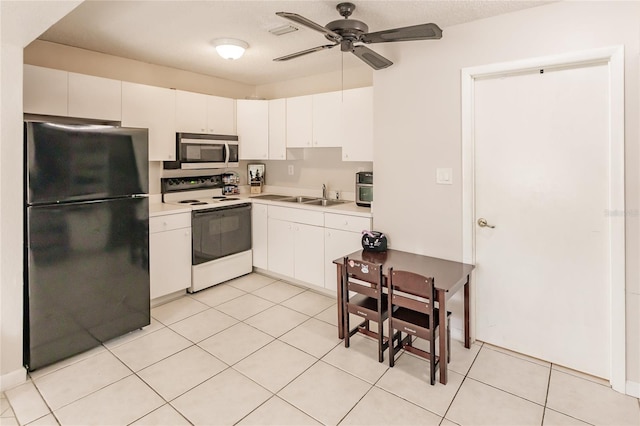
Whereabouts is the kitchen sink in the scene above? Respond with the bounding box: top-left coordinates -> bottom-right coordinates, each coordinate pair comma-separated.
303,199 -> 349,207
249,194 -> 291,201
280,196 -> 319,203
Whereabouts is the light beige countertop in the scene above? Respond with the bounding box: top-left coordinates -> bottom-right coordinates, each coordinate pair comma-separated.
149,202 -> 191,217
240,193 -> 372,218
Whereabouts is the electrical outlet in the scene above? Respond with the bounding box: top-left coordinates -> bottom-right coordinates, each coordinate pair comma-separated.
288,165 -> 294,175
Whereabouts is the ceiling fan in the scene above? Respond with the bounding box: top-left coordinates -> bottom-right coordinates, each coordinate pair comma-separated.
273,2 -> 442,70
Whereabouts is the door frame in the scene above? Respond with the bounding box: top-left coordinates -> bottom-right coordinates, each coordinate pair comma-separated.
461,46 -> 625,393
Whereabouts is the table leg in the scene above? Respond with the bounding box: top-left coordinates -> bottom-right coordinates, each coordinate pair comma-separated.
437,289 -> 448,385
336,264 -> 344,339
464,275 -> 471,349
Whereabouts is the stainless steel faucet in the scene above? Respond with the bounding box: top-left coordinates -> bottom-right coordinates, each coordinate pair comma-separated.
322,184 -> 327,199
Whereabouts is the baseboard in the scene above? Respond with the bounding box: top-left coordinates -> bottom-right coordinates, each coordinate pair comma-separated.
0,367 -> 27,392
626,380 -> 640,398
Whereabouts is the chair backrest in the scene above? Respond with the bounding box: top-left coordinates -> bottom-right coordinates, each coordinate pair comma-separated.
388,268 -> 435,316
343,257 -> 383,298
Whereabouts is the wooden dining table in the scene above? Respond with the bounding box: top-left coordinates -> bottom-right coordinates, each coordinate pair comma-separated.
333,248 -> 475,385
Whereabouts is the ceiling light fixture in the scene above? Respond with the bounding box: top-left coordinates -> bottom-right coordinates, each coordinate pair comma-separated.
213,38 -> 248,60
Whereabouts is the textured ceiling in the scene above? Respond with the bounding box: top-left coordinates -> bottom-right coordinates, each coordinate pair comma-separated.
39,0 -> 549,86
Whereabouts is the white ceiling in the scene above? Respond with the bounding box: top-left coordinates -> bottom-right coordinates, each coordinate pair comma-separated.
39,0 -> 549,86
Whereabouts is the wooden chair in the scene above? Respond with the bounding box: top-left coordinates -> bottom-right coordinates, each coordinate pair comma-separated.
387,268 -> 450,385
342,257 -> 389,362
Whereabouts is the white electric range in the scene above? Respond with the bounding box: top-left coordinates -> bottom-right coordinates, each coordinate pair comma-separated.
161,176 -> 253,292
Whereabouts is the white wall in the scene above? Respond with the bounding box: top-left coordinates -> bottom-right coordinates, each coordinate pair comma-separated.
0,0 -> 82,391
373,1 -> 640,390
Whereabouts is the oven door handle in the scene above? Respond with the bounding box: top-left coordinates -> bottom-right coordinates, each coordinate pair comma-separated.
192,203 -> 251,217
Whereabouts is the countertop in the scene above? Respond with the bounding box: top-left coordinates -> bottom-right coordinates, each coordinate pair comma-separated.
149,193 -> 372,218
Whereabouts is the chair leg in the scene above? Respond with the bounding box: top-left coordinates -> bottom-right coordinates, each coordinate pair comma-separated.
447,316 -> 451,364
430,335 -> 436,386
389,327 -> 396,367
344,310 -> 350,348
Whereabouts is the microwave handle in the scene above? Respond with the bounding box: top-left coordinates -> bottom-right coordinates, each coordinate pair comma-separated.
224,143 -> 229,164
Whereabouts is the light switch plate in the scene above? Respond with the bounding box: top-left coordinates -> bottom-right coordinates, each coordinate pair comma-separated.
436,168 -> 453,185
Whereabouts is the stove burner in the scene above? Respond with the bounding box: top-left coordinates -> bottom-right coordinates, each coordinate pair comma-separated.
211,196 -> 226,200
191,202 -> 208,205
179,200 -> 200,204
221,197 -> 240,201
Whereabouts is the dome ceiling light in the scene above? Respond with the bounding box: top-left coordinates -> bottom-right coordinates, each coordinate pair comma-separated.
213,38 -> 249,60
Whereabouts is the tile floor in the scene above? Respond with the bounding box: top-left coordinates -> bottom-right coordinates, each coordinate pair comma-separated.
2,273 -> 639,426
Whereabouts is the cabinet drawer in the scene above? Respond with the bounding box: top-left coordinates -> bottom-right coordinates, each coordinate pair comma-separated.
268,205 -> 324,226
324,213 -> 371,233
150,213 -> 191,233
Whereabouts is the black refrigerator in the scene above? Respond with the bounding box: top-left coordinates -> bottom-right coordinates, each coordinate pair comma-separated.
24,119 -> 150,371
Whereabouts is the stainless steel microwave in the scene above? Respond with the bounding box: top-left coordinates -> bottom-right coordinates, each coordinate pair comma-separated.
356,171 -> 373,207
164,133 -> 239,170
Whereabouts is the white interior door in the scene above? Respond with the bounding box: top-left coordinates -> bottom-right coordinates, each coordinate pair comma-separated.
474,63 -> 610,379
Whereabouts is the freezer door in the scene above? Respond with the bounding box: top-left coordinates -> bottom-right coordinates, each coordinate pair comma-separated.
24,197 -> 149,371
25,122 -> 148,204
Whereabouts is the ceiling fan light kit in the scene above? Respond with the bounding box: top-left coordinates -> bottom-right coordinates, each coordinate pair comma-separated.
213,38 -> 249,60
273,2 -> 442,70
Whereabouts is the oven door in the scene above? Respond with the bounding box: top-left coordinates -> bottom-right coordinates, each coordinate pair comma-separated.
192,203 -> 252,265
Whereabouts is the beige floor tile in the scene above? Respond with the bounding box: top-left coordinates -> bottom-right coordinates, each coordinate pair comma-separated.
28,345 -> 107,380
546,369 -> 640,426
171,369 -> 271,425
226,273 -> 278,292
137,346 -> 227,401
34,351 -> 131,410
102,318 -> 165,350
551,364 -> 609,386
446,378 -> 544,426
0,417 -> 19,426
468,345 -> 550,404
281,290 -> 336,316
481,342 -> 551,368
314,304 -> 339,326
376,352 -> 464,416
189,283 -> 246,307
4,382 -> 50,426
278,361 -> 371,426
447,340 -> 482,376
322,334 -> 389,384
215,293 -> 275,320
237,396 -> 322,425
150,297 -> 208,325
25,413 -> 57,425
280,318 -> 341,358
440,419 -> 460,426
110,328 -> 192,371
341,386 -> 442,425
53,375 -> 163,426
251,280 -> 306,303
198,322 -> 274,365
130,404 -> 191,425
542,408 -> 591,425
168,308 -> 238,342
244,305 -> 309,337
0,396 -> 10,417
234,340 -> 316,392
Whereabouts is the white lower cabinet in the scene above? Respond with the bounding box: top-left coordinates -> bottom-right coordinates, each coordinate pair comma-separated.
266,206 -> 325,289
251,202 -> 268,269
150,212 -> 191,299
324,213 -> 372,292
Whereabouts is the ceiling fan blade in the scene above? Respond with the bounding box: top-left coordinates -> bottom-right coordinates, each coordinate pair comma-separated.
274,44 -> 338,62
351,45 -> 393,70
361,23 -> 443,44
276,12 -> 342,42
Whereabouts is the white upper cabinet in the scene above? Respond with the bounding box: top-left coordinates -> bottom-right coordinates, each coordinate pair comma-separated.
237,99 -> 269,160
268,98 -> 286,160
68,72 -> 121,120
175,90 -> 207,133
175,90 -> 235,134
286,95 -> 313,148
312,91 -> 342,147
24,65 -> 122,121
24,65 -> 68,116
207,95 -> 236,135
341,87 -> 373,162
121,82 -> 176,161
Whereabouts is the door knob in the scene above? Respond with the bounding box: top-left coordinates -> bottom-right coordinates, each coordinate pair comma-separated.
477,218 -> 495,228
